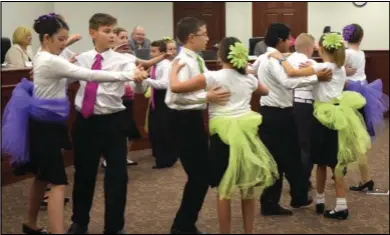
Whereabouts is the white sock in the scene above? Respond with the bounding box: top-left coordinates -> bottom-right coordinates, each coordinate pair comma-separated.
316,193 -> 325,204
333,198 -> 348,213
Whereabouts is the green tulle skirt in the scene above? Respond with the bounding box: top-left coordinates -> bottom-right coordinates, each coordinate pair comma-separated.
209,111 -> 279,200
313,91 -> 371,176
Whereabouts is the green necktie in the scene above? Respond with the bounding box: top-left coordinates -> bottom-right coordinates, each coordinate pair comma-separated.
196,55 -> 205,73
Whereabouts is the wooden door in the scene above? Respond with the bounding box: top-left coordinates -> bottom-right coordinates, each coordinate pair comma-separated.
173,2 -> 226,49
252,2 -> 307,38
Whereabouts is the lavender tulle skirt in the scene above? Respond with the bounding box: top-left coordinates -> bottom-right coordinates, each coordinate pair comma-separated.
1,78 -> 70,166
346,79 -> 389,138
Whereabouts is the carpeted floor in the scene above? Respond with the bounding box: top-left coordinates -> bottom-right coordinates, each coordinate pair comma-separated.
1,122 -> 389,234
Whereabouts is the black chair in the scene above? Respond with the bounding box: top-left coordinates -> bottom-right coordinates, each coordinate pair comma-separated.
249,37 -> 265,56
201,50 -> 217,60
135,48 -> 150,60
1,37 -> 11,64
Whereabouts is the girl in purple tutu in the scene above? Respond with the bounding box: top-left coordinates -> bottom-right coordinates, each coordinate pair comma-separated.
343,23 -> 389,192
1,13 -> 146,234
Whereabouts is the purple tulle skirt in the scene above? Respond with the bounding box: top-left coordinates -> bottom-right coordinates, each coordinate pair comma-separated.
346,79 -> 389,138
1,78 -> 70,166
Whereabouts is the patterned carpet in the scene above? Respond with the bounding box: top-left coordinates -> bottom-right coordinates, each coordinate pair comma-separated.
1,122 -> 389,234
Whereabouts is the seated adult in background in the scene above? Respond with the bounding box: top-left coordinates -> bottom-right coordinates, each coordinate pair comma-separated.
4,26 -> 34,68
128,26 -> 151,51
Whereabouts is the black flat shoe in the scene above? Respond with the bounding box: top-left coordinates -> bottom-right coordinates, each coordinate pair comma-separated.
316,203 -> 325,214
324,209 -> 349,220
350,180 -> 374,191
22,224 -> 48,234
290,198 -> 313,208
261,205 -> 293,216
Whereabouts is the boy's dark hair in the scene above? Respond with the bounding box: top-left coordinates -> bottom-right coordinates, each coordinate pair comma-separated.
219,37 -> 247,75
176,17 -> 206,44
264,23 -> 291,48
89,13 -> 117,30
345,23 -> 364,43
151,40 -> 167,53
33,13 -> 69,42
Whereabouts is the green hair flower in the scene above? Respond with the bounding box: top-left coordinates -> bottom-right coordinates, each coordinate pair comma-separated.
322,33 -> 344,50
162,36 -> 173,42
227,42 -> 249,69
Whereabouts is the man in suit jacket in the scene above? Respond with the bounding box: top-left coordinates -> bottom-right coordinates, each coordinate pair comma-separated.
128,26 -> 151,51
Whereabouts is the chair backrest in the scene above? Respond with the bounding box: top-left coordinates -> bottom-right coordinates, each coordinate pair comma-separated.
1,37 -> 11,64
135,48 -> 150,60
201,50 -> 217,60
249,37 -> 265,56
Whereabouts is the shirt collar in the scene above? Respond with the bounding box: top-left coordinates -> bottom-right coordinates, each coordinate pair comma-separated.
267,47 -> 278,53
293,52 -> 309,60
181,47 -> 199,59
92,48 -> 113,60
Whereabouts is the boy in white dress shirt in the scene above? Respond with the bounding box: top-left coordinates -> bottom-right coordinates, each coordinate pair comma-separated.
291,33 -> 318,190
67,13 -> 147,234
167,17 -> 231,234
256,23 -> 331,216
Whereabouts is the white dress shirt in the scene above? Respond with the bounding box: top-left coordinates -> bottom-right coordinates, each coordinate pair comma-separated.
312,62 -> 346,102
165,47 -> 208,110
73,49 -> 141,114
143,59 -> 171,89
345,48 -> 366,83
5,44 -> 34,68
288,52 -> 318,100
204,69 -> 258,119
33,51 -> 135,102
257,47 -> 318,108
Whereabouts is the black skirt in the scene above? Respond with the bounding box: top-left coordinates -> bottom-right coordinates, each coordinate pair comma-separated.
209,134 -> 230,188
122,99 -> 142,141
14,118 -> 69,185
310,115 -> 339,168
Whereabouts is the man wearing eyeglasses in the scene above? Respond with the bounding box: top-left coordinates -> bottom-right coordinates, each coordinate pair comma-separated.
128,26 -> 151,51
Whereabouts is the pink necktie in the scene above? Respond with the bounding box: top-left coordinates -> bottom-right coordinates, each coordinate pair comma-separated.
124,85 -> 135,100
81,54 -> 102,118
150,66 -> 157,110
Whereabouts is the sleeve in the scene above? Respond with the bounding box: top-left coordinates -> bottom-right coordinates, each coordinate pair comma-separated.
251,56 -> 262,72
269,59 -> 318,89
312,62 -> 326,73
4,46 -> 25,68
169,59 -> 207,105
248,74 -> 259,91
46,55 -> 136,83
143,65 -> 169,89
203,71 -> 217,89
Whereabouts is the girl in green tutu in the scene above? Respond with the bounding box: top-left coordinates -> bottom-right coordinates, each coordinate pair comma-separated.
169,37 -> 279,234
269,32 -> 370,220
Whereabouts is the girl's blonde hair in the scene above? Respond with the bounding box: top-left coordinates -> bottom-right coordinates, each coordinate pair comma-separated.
113,27 -> 128,36
319,33 -> 346,68
12,26 -> 32,45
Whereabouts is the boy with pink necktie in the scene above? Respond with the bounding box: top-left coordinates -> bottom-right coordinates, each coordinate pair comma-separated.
67,13 -> 146,234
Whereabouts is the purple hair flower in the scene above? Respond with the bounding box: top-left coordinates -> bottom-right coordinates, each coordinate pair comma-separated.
343,24 -> 355,42
35,13 -> 57,23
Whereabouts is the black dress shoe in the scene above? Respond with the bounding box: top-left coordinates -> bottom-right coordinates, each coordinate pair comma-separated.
261,205 -> 293,216
324,209 -> 349,220
170,228 -> 207,234
291,198 -> 313,208
22,224 -> 49,234
67,223 -> 88,234
316,203 -> 325,214
350,180 -> 374,192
